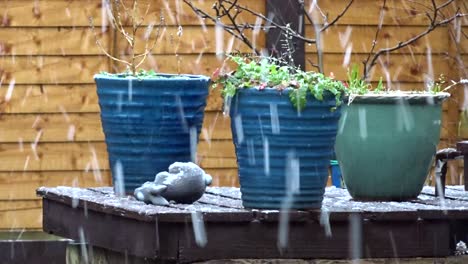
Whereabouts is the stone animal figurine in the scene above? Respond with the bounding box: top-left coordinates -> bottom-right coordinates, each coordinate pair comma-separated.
134,162 -> 212,206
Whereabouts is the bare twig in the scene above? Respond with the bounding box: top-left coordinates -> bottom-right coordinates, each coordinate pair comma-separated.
89,17 -> 132,67
320,0 -> 355,32
182,0 -> 255,52
363,0 -> 465,80
362,0 -> 387,79
90,0 -> 165,76
217,0 -> 260,54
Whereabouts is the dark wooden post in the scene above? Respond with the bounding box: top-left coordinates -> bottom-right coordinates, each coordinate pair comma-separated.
266,0 -> 305,70
456,141 -> 468,190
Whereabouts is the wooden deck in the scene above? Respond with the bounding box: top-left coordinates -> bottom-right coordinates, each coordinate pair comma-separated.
37,186 -> 468,263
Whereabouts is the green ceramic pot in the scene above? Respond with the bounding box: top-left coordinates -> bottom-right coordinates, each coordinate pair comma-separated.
335,92 -> 450,200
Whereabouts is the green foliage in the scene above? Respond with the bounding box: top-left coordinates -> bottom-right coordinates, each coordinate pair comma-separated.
375,77 -> 384,92
212,55 -> 346,110
345,64 -> 385,94
427,74 -> 446,93
346,64 -> 371,94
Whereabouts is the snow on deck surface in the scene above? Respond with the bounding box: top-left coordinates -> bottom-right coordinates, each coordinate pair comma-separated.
37,185 -> 468,222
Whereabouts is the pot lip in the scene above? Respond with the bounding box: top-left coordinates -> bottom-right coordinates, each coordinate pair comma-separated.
344,91 -> 450,104
94,73 -> 210,82
346,91 -> 450,99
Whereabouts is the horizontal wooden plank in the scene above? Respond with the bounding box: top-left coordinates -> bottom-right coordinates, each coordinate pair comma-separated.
0,27 -> 108,56
201,112 -> 232,141
116,26 -> 265,56
0,56 -> 108,84
0,200 -> 42,229
306,26 -> 448,54
0,171 -> 112,200
0,84 -> 100,114
114,54 -> 228,77
305,53 -> 449,82
0,84 -> 220,114
0,26 -> 264,56
304,0 -> 454,26
1,0 -> 264,27
1,54 -> 224,84
0,142 -> 109,171
206,87 -> 224,111
198,140 -> 237,169
205,168 -> 239,187
0,113 -> 104,143
0,140 -> 235,171
0,111 -> 231,142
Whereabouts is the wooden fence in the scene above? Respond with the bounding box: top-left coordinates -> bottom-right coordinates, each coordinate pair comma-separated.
0,0 -> 466,230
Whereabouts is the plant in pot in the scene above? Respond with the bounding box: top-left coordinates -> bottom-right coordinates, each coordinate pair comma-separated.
335,67 -> 454,200
212,55 -> 346,209
184,0 -> 467,203
90,0 -> 210,194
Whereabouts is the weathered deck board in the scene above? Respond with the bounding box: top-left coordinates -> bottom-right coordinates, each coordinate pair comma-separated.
38,186 -> 468,263
37,186 -> 468,222
422,186 -> 468,202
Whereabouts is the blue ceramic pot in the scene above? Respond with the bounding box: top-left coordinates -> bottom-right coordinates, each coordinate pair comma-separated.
95,74 -> 210,193
230,88 -> 341,209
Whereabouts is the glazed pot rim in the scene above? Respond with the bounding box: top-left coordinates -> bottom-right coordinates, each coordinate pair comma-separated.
94,73 -> 210,82
345,91 -> 450,104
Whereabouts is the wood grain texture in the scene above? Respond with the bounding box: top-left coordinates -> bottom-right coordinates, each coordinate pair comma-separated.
0,84 -> 100,114
0,171 -> 112,200
0,84 -> 222,114
38,186 -> 468,260
0,53 -> 451,84
0,141 -> 235,171
304,0 -> 452,26
0,27 -> 108,56
116,26 -> 264,55
0,26 -> 263,56
0,56 -> 108,84
0,200 -> 42,229
0,111 -> 233,142
305,26 -> 448,54
0,113 -> 104,143
305,53 -> 449,82
0,0 -> 264,27
0,142 -> 109,171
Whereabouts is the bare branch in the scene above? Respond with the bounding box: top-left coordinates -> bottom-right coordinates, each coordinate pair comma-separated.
303,2 -> 323,72
218,0 -> 259,54
321,0 -> 354,32
106,0 -> 133,45
90,0 -> 166,75
363,0 -> 466,80
135,14 -> 166,62
89,16 -> 131,67
182,0 -> 261,52
307,58 -> 320,72
363,0 -> 387,80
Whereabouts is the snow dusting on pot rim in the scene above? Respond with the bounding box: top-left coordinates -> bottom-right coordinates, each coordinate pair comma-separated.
346,91 -> 450,105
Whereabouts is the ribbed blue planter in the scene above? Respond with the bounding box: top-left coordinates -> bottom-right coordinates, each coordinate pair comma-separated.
95,74 -> 210,193
230,88 -> 342,209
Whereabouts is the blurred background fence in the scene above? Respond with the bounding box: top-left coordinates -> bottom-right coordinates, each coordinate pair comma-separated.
0,0 -> 466,230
